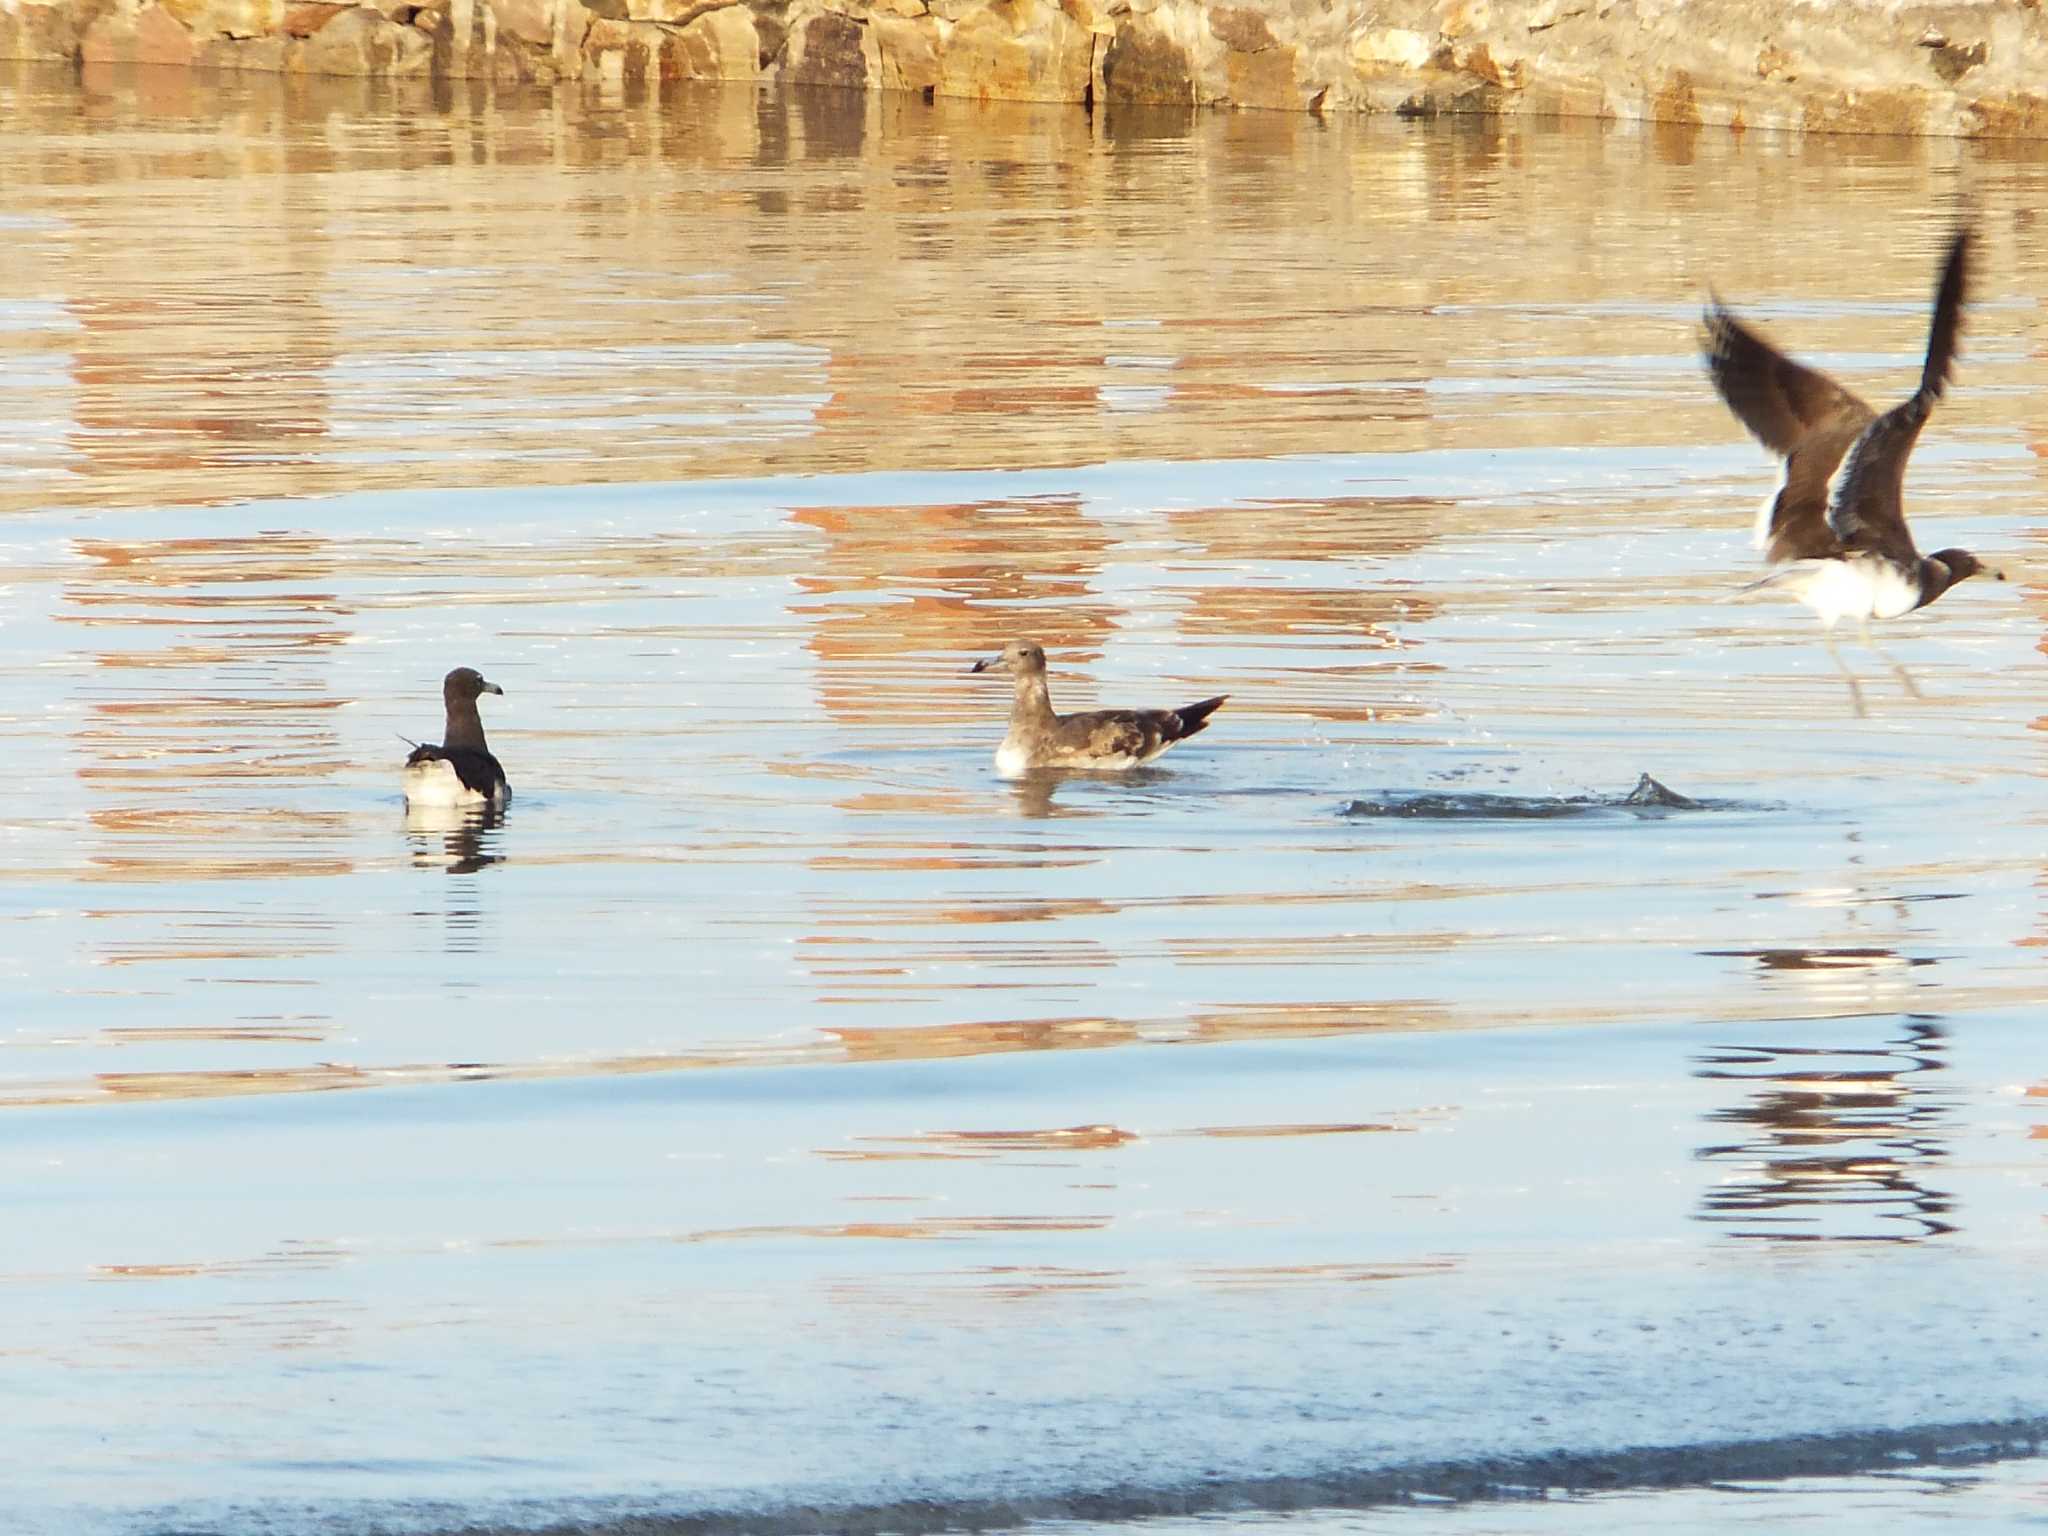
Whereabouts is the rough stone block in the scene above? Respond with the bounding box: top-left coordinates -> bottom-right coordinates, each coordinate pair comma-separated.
1801,86 -> 1927,136
871,10 -> 937,90
661,2 -> 757,76
1220,36 -> 1298,106
580,12 -> 628,48
784,6 -> 867,84
282,1 -> 350,33
163,0 -> 288,37
292,4 -> 432,71
196,31 -> 288,64
938,0 -> 1091,102
0,4 -> 91,62
583,14 -> 662,78
81,3 -> 199,64
16,0 -> 2048,144
1206,4 -> 1271,53
490,0 -> 553,46
1101,14 -> 1194,102
1353,26 -> 1435,71
749,0 -> 787,66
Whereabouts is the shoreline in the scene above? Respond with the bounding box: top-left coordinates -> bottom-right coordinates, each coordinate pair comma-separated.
5,0 -> 2048,139
71,1418 -> 2048,1535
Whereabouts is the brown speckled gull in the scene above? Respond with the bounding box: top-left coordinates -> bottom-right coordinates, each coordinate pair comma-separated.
969,640 -> 1225,777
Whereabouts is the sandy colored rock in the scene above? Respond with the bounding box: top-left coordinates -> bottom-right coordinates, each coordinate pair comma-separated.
619,0 -> 699,20
870,9 -> 935,90
159,0 -> 284,37
196,27 -> 284,59
783,6 -> 867,85
282,1 -> 349,32
937,0 -> 1091,103
1099,11 -> 1197,102
291,3 -> 430,70
0,2 -> 96,61
1219,32 -> 1298,107
491,0 -> 552,45
81,2 -> 197,63
9,0 -> 2048,136
1801,87 -> 1929,136
1354,26 -> 1434,71
488,0 -> 590,76
662,1 -> 755,76
578,10 -> 625,73
584,15 -> 670,79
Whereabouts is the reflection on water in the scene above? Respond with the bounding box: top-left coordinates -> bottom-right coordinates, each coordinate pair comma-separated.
996,765 -> 1184,820
3,59 -> 2048,1536
404,802 -> 509,956
405,802 -> 509,878
1695,1014 -> 1957,1243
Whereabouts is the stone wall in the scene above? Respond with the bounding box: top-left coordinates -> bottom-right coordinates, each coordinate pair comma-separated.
4,0 -> 2047,137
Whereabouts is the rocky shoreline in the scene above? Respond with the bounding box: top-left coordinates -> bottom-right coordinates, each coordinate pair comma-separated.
3,0 -> 2047,137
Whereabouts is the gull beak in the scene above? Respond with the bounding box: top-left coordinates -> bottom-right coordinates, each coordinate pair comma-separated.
968,655 -> 1005,675
484,680 -> 505,695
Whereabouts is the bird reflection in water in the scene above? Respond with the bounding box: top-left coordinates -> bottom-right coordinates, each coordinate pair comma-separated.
403,802 -> 507,955
404,800 -> 508,876
1694,970 -> 1955,1241
1004,766 -> 1176,820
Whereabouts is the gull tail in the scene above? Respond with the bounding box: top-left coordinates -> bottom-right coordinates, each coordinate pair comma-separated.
1719,561 -> 1829,602
1169,696 -> 1228,741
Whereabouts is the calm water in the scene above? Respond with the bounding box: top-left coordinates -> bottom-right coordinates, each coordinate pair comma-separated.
4,60 -> 2048,1535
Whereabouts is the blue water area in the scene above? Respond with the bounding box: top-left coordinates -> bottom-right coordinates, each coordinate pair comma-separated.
3,61 -> 2048,1536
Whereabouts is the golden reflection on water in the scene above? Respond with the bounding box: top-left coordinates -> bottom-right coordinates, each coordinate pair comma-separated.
8,76 -> 2048,1536
3,68 -> 2040,516
1,67 -> 2046,1296
820,1119 -> 1418,1163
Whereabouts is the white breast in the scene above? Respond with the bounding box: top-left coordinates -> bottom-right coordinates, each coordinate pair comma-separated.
402,758 -> 503,808
993,739 -> 1033,779
1774,556 -> 1921,627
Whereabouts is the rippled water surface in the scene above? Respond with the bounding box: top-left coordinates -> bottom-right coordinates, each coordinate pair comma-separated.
5,60 -> 2048,1535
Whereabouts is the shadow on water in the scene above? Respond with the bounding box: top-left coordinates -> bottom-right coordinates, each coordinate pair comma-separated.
1693,1014 -> 1957,1243
1342,773 -> 1742,820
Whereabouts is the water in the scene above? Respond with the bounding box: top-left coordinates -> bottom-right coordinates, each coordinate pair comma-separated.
3,61 -> 2048,1535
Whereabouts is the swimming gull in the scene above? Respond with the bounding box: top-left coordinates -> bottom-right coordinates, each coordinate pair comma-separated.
969,640 -> 1226,777
402,666 -> 510,807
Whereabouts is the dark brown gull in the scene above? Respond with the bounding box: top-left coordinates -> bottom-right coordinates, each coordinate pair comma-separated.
1702,224 -> 2004,714
401,666 -> 509,807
